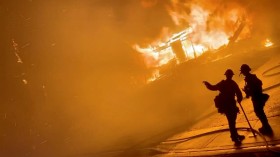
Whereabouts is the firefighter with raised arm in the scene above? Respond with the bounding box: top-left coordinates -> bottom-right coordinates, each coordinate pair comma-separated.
240,64 -> 272,135
203,69 -> 244,145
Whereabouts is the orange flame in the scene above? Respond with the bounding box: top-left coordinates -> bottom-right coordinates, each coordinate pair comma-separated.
134,1 -> 252,82
264,38 -> 273,47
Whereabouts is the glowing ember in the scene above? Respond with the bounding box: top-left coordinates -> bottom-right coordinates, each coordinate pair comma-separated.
264,39 -> 273,47
22,79 -> 28,85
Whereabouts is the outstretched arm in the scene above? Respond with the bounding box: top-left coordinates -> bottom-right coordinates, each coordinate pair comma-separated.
203,81 -> 219,91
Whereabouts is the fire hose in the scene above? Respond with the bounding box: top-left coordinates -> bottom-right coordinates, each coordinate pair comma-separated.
157,127 -> 280,155
238,102 -> 256,137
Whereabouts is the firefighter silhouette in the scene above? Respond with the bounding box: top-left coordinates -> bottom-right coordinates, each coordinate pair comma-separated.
203,69 -> 245,144
240,64 -> 272,135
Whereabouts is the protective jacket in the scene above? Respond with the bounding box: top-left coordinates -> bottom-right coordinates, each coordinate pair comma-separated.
244,74 -> 262,100
205,79 -> 243,114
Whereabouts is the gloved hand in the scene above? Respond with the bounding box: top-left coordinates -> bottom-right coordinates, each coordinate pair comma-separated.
203,81 -> 210,86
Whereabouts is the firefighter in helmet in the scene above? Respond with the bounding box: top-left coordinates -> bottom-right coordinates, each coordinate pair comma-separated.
203,69 -> 244,144
240,64 -> 272,134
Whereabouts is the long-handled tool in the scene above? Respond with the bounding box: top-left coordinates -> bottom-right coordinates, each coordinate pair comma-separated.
238,102 -> 256,137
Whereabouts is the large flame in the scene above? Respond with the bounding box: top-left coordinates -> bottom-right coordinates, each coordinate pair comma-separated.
135,1 -> 252,83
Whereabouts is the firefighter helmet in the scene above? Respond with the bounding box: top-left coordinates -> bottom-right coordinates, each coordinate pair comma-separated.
240,64 -> 251,73
224,69 -> 234,76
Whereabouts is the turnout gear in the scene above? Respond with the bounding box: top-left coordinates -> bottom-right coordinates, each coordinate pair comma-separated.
203,69 -> 244,144
240,64 -> 273,135
212,80 -> 241,114
243,74 -> 262,98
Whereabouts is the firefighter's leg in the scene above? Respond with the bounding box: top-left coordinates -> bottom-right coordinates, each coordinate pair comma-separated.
253,100 -> 272,134
226,112 -> 239,141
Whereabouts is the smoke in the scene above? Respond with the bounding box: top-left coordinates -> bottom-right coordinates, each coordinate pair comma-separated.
1,0 -> 175,156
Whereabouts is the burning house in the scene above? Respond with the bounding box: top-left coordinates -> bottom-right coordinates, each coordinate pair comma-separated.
133,1 -> 255,83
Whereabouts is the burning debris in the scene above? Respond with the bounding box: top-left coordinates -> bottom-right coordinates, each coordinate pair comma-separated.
134,1 -> 254,83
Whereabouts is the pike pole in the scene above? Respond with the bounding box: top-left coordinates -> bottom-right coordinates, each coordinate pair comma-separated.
238,102 -> 256,137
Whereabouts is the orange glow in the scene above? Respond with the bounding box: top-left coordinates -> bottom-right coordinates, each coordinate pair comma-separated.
147,69 -> 160,83
133,44 -> 176,69
141,0 -> 158,8
134,1 -> 252,82
264,38 -> 274,47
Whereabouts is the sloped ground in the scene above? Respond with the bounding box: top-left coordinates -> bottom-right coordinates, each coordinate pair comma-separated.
150,46 -> 280,157
109,45 -> 280,157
